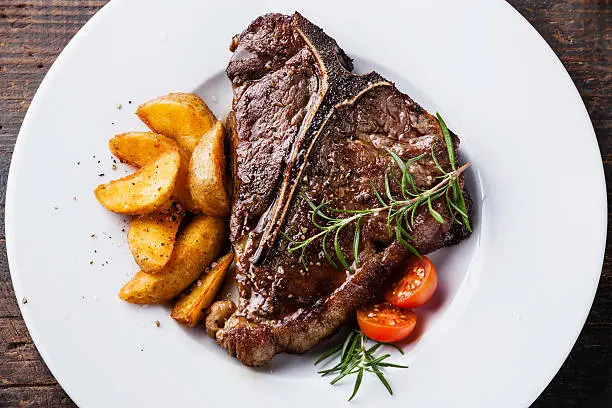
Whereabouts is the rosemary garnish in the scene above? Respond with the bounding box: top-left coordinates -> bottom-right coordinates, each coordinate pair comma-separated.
316,330 -> 408,401
284,114 -> 471,271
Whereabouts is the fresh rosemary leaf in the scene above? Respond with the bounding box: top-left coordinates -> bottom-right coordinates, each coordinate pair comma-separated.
314,204 -> 337,224
381,342 -> 405,354
405,151 -> 429,167
436,113 -> 456,170
322,232 -> 339,270
389,169 -> 401,186
348,368 -> 364,401
371,365 -> 393,396
280,231 -> 295,243
371,181 -> 387,206
318,362 -> 343,375
400,208 -> 413,232
366,342 -> 383,355
353,218 -> 361,268
403,170 -> 420,196
448,195 -> 469,219
431,144 -> 446,174
410,197 -> 420,225
430,188 -> 447,202
364,353 -> 390,366
328,208 -> 372,215
334,225 -> 350,271
387,150 -> 406,173
330,358 -> 361,384
315,343 -> 342,365
388,170 -> 408,200
396,224 -> 422,259
386,207 -> 394,236
287,238 -> 312,252
427,195 -> 444,223
316,362 -> 342,374
377,362 -> 409,369
310,203 -> 327,229
340,330 -> 357,361
303,194 -> 334,221
452,180 -> 472,232
444,186 -> 461,224
384,171 -> 394,202
394,218 -> 412,242
399,171 -> 409,199
344,332 -> 361,362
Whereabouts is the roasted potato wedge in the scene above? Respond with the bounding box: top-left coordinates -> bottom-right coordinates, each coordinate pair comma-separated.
109,132 -> 178,167
94,150 -> 180,215
127,202 -> 186,273
188,121 -> 230,216
172,150 -> 200,213
136,93 -> 216,154
109,132 -> 199,212
171,252 -> 234,327
118,215 -> 226,304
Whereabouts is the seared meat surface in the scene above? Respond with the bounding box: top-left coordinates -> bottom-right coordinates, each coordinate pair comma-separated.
212,13 -> 472,366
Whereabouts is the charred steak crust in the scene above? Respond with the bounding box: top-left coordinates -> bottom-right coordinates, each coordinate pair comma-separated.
216,12 -> 472,366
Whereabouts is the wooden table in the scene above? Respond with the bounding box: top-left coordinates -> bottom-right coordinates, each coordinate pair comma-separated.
0,1 -> 609,406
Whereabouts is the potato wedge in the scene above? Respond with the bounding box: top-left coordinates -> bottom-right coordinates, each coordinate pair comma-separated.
109,132 -> 178,167
173,150 -> 200,213
94,149 -> 180,215
109,132 -> 199,212
188,121 -> 230,216
171,252 -> 234,327
136,93 -> 216,154
118,215 -> 226,304
127,202 -> 185,273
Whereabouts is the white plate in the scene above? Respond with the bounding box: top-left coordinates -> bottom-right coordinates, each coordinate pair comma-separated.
5,0 -> 606,407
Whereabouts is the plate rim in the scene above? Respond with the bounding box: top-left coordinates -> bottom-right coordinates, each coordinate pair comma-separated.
499,1 -> 606,403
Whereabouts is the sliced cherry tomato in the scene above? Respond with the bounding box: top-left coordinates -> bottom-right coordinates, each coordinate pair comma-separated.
385,256 -> 438,309
356,302 -> 417,343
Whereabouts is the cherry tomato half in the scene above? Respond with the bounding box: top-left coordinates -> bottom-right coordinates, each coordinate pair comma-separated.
356,302 -> 417,343
385,256 -> 438,309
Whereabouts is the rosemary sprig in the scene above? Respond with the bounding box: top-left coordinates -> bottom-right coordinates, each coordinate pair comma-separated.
436,113 -> 471,231
283,113 -> 471,270
283,114 -> 471,271
316,330 -> 408,401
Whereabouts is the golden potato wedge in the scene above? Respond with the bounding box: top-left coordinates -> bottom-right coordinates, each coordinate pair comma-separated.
188,121 -> 230,217
109,132 -> 199,212
171,252 -> 234,327
94,150 -> 180,215
173,150 -> 200,213
127,202 -> 186,273
136,93 -> 216,154
109,132 -> 178,167
118,215 -> 226,304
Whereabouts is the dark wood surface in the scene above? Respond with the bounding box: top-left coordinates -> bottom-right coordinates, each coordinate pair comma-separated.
0,1 -> 609,406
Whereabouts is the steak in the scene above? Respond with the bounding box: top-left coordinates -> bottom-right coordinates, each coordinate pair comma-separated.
212,12 -> 472,366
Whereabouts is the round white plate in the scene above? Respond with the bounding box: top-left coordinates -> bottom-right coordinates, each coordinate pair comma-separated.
6,0 -> 606,407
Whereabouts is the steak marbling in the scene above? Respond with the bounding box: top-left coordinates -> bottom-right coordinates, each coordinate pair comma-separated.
211,12 -> 472,366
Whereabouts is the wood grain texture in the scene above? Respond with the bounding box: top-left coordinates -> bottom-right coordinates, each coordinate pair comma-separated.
0,1 -> 609,407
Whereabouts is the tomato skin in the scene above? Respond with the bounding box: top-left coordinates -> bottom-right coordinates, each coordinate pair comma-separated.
357,302 -> 417,343
385,256 -> 438,309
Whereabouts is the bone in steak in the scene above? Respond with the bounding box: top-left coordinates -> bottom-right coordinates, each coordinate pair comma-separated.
212,12 -> 472,366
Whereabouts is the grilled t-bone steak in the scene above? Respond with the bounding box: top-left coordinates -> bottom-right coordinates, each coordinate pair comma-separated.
212,12 -> 472,366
